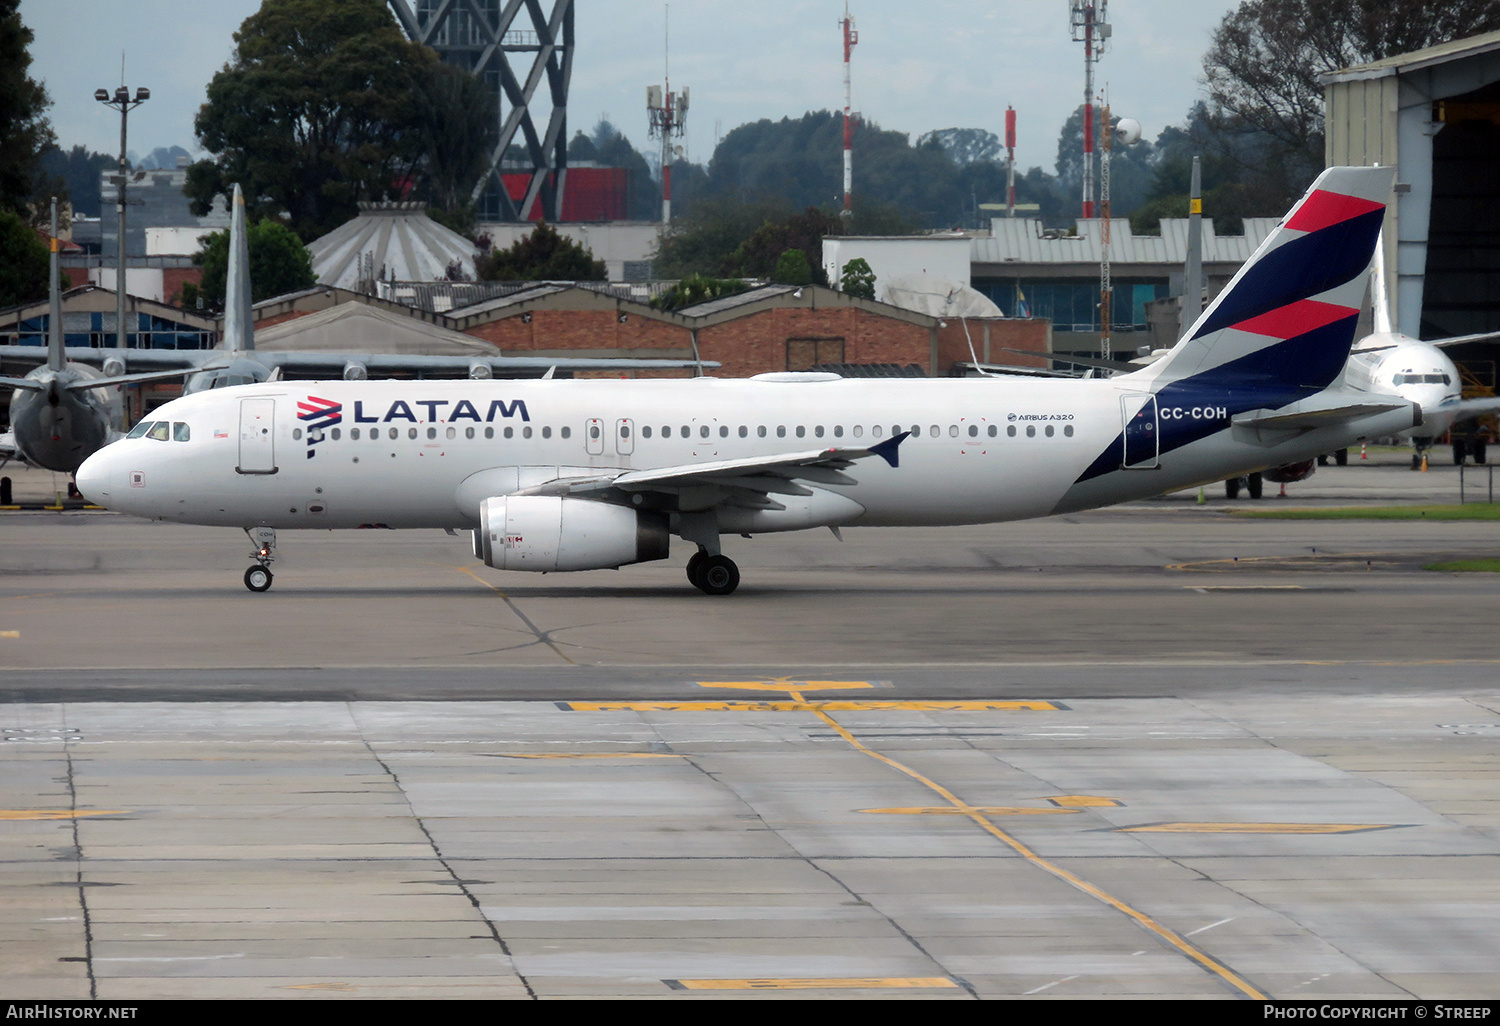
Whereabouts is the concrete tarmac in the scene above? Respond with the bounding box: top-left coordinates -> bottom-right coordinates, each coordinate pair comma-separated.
1,453 -> 1498,1000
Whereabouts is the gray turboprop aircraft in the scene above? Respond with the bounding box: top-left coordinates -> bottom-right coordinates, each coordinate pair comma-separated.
1,200 -> 195,473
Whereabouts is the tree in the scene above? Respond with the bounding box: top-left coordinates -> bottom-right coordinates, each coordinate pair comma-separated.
591,121 -> 661,221
38,146 -> 113,218
917,128 -> 1001,167
650,274 -> 748,311
1202,0 -> 1500,203
840,257 -> 876,300
412,63 -> 497,215
1054,104 -> 1157,218
0,208 -> 48,307
772,249 -> 814,287
476,222 -> 605,281
184,0 -> 438,241
0,0 -> 54,217
735,207 -> 840,283
183,218 -> 316,310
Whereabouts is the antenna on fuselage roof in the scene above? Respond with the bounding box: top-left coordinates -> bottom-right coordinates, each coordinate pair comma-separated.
542,366 -> 557,380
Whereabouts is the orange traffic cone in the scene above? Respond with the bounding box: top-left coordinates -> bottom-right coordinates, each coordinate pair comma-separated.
1360,444 -> 1367,460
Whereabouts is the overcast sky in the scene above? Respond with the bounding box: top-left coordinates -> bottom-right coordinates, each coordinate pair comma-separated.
22,0 -> 1240,174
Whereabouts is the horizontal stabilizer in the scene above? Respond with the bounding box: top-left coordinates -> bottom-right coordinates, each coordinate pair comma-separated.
1,376 -> 45,392
1233,398 -> 1409,431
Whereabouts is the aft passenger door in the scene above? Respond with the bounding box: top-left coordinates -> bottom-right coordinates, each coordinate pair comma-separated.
237,397 -> 278,475
1120,394 -> 1159,469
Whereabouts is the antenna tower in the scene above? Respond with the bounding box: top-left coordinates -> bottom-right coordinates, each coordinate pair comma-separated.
647,8 -> 688,224
388,1 -> 575,223
841,4 -> 859,219
1005,106 -> 1017,217
1099,97 -> 1112,361
1069,1 -> 1109,219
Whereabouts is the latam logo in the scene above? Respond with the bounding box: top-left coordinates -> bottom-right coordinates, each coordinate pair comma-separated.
297,395 -> 343,459
351,399 -> 530,423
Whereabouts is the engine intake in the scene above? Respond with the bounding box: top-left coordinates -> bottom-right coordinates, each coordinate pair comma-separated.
474,495 -> 669,572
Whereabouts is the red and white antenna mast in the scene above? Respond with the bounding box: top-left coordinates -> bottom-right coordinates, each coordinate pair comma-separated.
1069,1 -> 1109,219
1005,106 -> 1017,217
647,7 -> 687,224
840,3 -> 858,220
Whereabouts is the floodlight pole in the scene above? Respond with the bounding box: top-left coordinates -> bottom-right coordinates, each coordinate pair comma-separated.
95,85 -> 149,349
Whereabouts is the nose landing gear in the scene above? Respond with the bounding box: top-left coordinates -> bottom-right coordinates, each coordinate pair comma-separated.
242,526 -> 276,593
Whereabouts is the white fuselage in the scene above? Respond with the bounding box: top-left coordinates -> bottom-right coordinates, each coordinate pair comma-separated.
77,374 -> 1416,534
1346,334 -> 1462,441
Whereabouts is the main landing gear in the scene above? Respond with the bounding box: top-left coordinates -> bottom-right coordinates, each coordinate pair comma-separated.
686,548 -> 740,596
243,526 -> 276,593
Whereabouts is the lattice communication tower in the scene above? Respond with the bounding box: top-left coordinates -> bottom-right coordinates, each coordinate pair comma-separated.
389,0 -> 575,222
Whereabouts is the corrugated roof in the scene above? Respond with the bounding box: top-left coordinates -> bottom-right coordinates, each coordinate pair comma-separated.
971,217 -> 1276,266
674,284 -> 798,317
1321,28 -> 1500,82
308,202 -> 476,289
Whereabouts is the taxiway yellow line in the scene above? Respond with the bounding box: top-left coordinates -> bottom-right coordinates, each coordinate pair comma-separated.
0,810 -> 130,820
564,700 -> 1056,712
807,705 -> 1266,1000
1123,822 -> 1390,835
667,976 -> 958,990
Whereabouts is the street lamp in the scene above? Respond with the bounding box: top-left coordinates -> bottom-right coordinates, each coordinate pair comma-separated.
95,85 -> 149,349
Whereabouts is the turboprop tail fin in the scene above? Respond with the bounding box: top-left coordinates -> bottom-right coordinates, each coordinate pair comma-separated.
223,183 -> 253,354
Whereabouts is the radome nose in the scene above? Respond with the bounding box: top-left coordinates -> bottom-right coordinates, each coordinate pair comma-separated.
75,449 -> 111,504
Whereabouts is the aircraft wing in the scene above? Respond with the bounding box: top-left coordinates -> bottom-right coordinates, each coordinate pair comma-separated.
0,346 -> 716,379
65,367 -> 202,390
521,433 -> 909,510
1447,396 -> 1500,421
1430,331 -> 1500,349
253,352 -> 718,376
993,348 -> 1139,375
0,346 -> 213,374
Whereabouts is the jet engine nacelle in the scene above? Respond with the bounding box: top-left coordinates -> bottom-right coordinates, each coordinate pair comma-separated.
474,495 -> 670,572
342,361 -> 369,381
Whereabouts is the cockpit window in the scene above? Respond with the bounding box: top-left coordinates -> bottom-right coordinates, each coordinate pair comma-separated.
147,422 -> 170,441
173,422 -> 191,442
126,421 -> 154,439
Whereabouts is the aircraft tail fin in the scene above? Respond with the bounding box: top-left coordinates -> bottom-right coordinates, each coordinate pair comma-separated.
224,184 -> 253,354
47,197 -> 64,373
1370,224 -> 1393,336
1143,165 -> 1395,396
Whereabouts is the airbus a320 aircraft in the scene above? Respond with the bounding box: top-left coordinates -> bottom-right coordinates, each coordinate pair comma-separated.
78,167 -> 1421,596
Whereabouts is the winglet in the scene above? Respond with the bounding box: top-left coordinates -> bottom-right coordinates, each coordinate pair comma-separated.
868,430 -> 910,468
